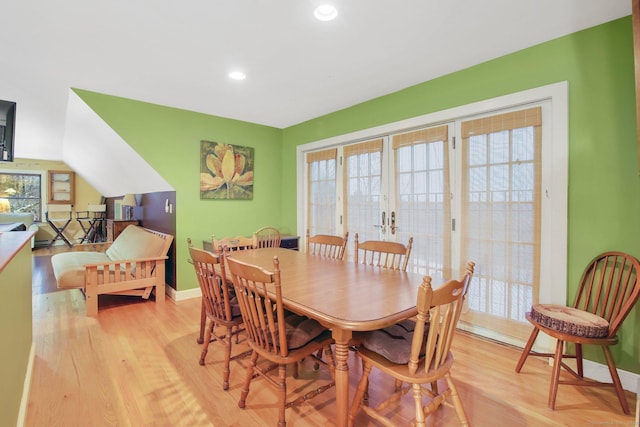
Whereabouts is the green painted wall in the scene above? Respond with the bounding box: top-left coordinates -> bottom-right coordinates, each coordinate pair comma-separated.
73,90 -> 283,292
282,16 -> 640,372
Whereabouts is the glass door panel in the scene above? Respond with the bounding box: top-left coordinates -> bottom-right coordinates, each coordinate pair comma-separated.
343,139 -> 385,259
390,125 -> 452,277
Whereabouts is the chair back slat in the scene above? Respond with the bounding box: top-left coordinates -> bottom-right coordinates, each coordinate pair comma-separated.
354,233 -> 413,271
253,226 -> 282,249
226,254 -> 289,357
410,262 -> 474,376
573,251 -> 640,336
614,257 -> 636,317
306,230 -> 349,260
613,260 -> 637,320
188,244 -> 233,322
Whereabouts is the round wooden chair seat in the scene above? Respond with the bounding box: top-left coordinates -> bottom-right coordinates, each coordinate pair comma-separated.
530,304 -> 609,338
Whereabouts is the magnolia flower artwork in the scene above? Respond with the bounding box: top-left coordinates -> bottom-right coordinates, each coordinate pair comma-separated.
200,140 -> 254,200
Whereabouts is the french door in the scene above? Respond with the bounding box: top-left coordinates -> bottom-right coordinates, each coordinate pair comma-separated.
390,125 -> 453,278
303,89 -> 563,346
342,127 -> 453,279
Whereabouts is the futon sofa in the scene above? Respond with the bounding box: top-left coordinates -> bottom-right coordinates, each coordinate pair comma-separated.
0,212 -> 39,248
51,225 -> 174,316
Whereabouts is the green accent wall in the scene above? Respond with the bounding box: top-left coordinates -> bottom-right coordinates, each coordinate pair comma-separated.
78,17 -> 640,371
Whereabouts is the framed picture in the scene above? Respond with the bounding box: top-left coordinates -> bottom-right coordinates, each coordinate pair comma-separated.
200,140 -> 254,200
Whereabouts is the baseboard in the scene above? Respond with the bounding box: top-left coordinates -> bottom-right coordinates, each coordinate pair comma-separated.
165,285 -> 201,302
17,341 -> 35,427
583,359 -> 640,393
458,322 -> 526,349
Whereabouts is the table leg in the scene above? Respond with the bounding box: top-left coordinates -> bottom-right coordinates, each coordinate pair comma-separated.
332,328 -> 352,427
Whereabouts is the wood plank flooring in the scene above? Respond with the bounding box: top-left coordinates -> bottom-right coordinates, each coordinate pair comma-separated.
25,251 -> 636,426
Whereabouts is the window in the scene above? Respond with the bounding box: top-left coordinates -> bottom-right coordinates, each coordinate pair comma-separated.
0,172 -> 42,221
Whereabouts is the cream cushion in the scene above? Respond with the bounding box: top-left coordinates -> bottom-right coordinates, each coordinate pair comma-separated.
52,252 -> 112,289
106,225 -> 167,260
0,212 -> 34,227
0,212 -> 38,248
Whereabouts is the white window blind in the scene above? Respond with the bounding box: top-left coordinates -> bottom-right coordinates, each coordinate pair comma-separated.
306,148 -> 337,236
459,107 -> 542,341
392,125 -> 452,277
343,139 -> 384,249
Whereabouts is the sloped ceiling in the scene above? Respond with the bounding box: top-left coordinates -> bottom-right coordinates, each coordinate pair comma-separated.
63,90 -> 173,196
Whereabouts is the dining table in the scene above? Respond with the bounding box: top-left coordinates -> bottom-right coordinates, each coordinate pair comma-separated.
228,247 -> 447,427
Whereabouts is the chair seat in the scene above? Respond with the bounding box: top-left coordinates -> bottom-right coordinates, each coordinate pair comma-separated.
530,303 -> 609,338
361,319 -> 425,364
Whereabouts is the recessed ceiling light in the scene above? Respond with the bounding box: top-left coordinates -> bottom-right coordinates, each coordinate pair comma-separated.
229,71 -> 246,81
314,4 -> 338,21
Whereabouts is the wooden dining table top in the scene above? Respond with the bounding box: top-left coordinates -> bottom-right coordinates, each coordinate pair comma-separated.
228,247 -> 441,332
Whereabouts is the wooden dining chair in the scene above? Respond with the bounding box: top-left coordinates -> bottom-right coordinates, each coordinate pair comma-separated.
225,253 -> 336,427
349,262 -> 475,426
305,230 -> 349,368
354,233 -> 414,271
188,241 -> 249,390
195,235 -> 256,344
253,226 -> 282,248
515,251 -> 640,414
305,229 -> 349,260
352,233 -> 414,379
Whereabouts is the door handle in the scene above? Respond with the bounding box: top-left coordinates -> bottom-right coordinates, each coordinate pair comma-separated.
390,211 -> 396,235
373,211 -> 386,234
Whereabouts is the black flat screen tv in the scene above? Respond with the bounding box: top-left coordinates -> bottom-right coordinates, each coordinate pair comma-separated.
0,100 -> 16,162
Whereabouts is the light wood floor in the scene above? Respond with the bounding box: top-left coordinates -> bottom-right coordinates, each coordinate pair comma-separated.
26,251 -> 637,426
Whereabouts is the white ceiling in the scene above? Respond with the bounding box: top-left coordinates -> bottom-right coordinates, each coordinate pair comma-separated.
0,0 -> 631,161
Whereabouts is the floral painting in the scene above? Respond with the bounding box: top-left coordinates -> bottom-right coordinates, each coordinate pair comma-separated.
200,140 -> 254,200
